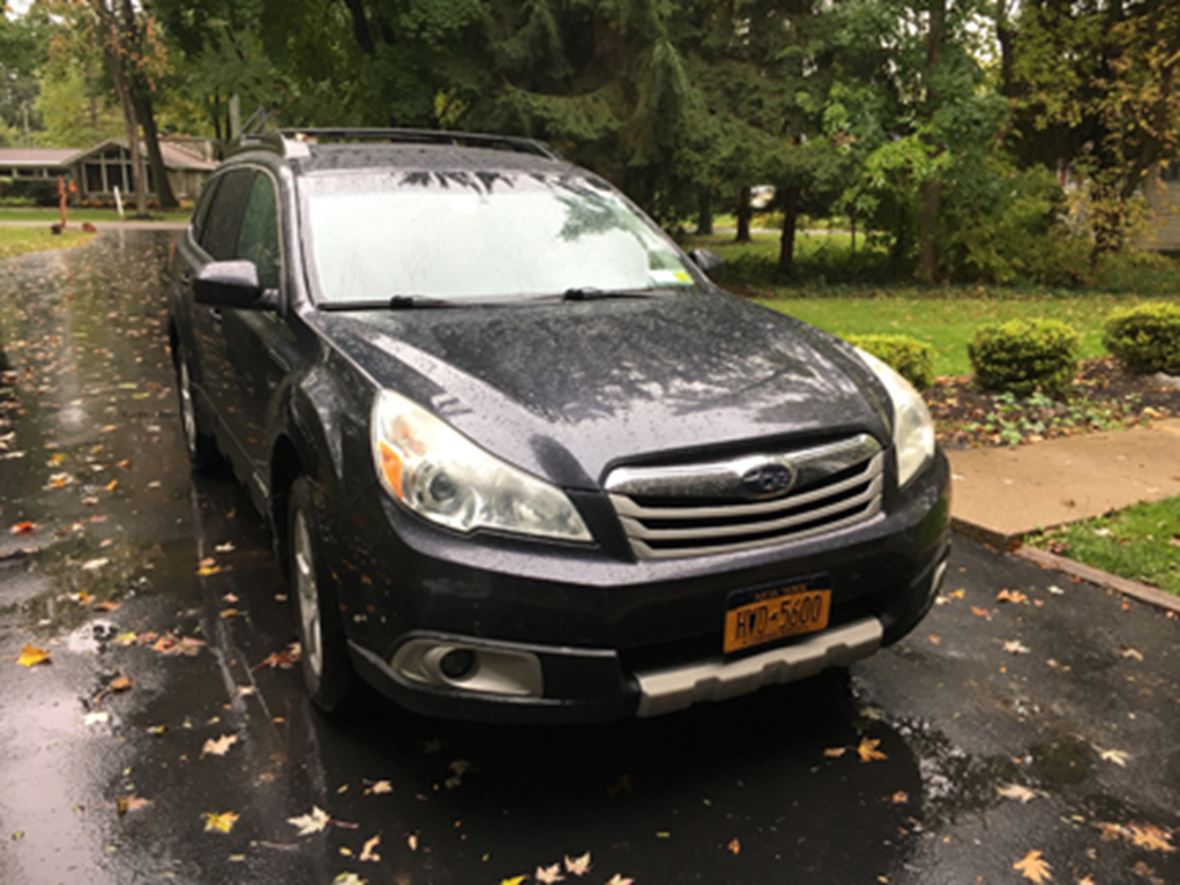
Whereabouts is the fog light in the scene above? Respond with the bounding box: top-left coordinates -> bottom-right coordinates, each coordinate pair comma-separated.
439,648 -> 476,680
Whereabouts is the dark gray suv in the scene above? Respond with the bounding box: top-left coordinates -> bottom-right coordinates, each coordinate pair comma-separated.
167,127 -> 950,722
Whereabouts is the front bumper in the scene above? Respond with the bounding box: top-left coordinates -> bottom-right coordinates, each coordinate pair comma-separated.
335,452 -> 951,723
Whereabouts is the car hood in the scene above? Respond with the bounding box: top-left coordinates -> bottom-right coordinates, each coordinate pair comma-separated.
315,292 -> 890,489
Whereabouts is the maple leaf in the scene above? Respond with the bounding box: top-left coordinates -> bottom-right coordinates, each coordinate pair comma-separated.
359,834 -> 381,862
564,851 -> 592,876
603,876 -> 634,885
288,805 -> 330,836
116,795 -> 150,816
1013,850 -> 1052,883
535,863 -> 565,883
203,810 -> 239,834
996,589 -> 1029,604
9,521 -> 36,535
17,643 -> 50,667
857,737 -> 888,763
201,733 -> 239,757
1127,823 -> 1175,853
996,783 -> 1036,803
727,837 -> 742,855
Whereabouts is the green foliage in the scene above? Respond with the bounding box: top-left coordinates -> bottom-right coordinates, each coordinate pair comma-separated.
1103,302 -> 1180,375
968,318 -> 1081,397
845,333 -> 934,389
0,177 -> 58,206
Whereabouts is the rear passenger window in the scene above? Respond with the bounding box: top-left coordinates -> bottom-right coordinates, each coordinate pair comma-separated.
237,174 -> 281,289
189,177 -> 220,242
200,169 -> 254,261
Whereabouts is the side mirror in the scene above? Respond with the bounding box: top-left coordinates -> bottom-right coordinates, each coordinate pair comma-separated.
688,248 -> 725,272
194,260 -> 275,310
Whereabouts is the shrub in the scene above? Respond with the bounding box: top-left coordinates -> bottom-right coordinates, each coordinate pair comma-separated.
0,177 -> 58,206
847,333 -> 935,389
1103,302 -> 1180,375
968,318 -> 1080,397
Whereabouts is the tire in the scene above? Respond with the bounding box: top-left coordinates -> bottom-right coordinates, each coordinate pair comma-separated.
174,346 -> 219,471
287,476 -> 356,713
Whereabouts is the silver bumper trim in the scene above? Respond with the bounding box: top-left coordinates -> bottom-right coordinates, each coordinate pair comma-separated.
634,617 -> 884,717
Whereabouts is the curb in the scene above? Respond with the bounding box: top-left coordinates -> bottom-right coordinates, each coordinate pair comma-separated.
1011,544 -> 1180,615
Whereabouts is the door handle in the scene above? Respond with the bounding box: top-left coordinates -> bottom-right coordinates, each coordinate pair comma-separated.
210,307 -> 223,322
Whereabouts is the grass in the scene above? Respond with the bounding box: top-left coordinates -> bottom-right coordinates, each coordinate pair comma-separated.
0,206 -> 191,223
691,232 -> 1155,377
1029,497 -> 1180,597
0,226 -> 95,260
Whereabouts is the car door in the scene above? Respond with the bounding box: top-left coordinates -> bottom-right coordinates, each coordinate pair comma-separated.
182,169 -> 254,432
219,169 -> 299,497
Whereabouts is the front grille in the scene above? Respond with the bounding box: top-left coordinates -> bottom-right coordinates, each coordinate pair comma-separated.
605,434 -> 884,560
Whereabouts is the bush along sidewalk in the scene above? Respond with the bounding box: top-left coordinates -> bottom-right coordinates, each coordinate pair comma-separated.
1103,301 -> 1180,375
846,334 -> 934,389
968,318 -> 1081,397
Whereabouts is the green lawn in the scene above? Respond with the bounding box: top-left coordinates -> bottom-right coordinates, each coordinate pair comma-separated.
691,232 -> 1155,377
0,206 -> 191,224
1029,497 -> 1180,597
0,227 -> 95,260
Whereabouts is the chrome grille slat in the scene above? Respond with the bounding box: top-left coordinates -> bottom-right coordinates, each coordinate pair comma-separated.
604,436 -> 885,560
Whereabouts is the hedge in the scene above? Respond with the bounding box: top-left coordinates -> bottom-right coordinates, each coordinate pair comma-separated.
847,333 -> 935,389
968,318 -> 1080,397
1103,302 -> 1180,375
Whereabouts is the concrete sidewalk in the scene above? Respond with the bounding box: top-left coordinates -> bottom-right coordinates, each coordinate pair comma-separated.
947,418 -> 1180,545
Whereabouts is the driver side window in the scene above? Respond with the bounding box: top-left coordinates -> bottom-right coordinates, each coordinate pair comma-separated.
237,173 -> 281,290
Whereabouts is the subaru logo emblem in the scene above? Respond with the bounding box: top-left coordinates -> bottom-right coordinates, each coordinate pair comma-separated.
739,461 -> 796,500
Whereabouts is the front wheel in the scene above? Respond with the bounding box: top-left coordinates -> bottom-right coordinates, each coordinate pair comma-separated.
288,476 -> 355,713
174,348 -> 219,470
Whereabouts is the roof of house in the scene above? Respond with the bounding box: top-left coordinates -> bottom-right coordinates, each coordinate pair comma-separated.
0,141 -> 216,172
0,147 -> 77,167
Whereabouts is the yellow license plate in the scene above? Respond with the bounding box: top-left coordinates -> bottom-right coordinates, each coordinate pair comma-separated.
723,581 -> 832,653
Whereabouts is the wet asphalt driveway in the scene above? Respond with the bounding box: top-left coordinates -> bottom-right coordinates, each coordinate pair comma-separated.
0,232 -> 1177,885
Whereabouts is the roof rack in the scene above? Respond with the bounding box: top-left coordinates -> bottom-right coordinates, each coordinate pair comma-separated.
233,127 -> 559,161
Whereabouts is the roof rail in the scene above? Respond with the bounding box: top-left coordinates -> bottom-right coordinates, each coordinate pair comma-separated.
268,127 -> 559,160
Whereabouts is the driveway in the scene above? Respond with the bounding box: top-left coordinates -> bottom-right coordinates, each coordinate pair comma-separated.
0,233 -> 1177,884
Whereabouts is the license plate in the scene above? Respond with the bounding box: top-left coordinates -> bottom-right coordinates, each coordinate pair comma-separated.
723,578 -> 832,654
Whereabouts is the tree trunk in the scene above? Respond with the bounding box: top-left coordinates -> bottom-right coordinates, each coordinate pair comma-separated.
91,0 -> 147,215
695,190 -> 713,235
776,187 -> 800,277
917,0 -> 946,284
735,185 -> 752,242
135,89 -> 178,209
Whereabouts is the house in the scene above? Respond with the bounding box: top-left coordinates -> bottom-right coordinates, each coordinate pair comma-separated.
1141,162 -> 1180,252
0,138 -> 216,202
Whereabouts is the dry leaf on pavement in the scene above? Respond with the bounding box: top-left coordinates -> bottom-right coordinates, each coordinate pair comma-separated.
1003,639 -> 1031,655
109,675 -> 133,692
996,783 -> 1036,803
116,795 -> 150,816
996,589 -> 1029,604
603,876 -> 634,885
1097,747 -> 1130,767
727,837 -> 742,855
1013,849 -> 1052,883
201,733 -> 239,758
564,852 -> 592,876
202,810 -> 239,833
823,747 -> 847,758
359,834 -> 381,862
535,863 -> 565,883
857,737 -> 888,763
17,643 -> 51,667
288,805 -> 331,836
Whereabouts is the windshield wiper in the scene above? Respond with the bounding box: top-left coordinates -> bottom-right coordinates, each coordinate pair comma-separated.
317,295 -> 458,311
560,287 -> 669,301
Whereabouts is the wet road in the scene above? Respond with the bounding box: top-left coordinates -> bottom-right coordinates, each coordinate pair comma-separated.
0,232 -> 1177,885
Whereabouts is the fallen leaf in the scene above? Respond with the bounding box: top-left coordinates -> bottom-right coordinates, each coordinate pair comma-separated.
108,675 -> 133,693
1121,647 -> 1144,661
82,711 -> 110,726
406,833 -> 418,851
1128,823 -> 1175,853
1003,639 -> 1031,655
1013,849 -> 1052,883
359,834 -> 381,862
17,644 -> 51,667
857,737 -> 888,763
996,589 -> 1029,604
970,606 -> 993,620
823,747 -> 847,758
215,542 -> 236,553
500,878 -> 527,885
887,791 -> 909,804
1047,584 -> 1065,595
113,631 -> 138,646
1097,747 -> 1130,767
564,851 -> 592,876
80,557 -> 109,571
368,780 -> 392,795
203,810 -> 239,834
288,806 -> 330,836
9,521 -> 36,535
535,863 -> 565,883
116,795 -> 150,816
727,837 -> 742,855
201,733 -> 239,758
195,557 -> 223,577
996,783 -> 1036,803
603,876 -> 634,885
254,643 -> 301,670
926,633 -> 941,645
92,600 -> 121,613
218,608 -> 241,619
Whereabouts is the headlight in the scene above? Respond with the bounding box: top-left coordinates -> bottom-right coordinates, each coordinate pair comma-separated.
855,349 -> 935,487
370,390 -> 592,542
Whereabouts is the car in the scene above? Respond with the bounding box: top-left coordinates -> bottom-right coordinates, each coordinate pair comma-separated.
167,127 -> 950,722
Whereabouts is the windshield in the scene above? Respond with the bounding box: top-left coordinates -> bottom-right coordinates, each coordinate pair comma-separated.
300,170 -> 696,304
